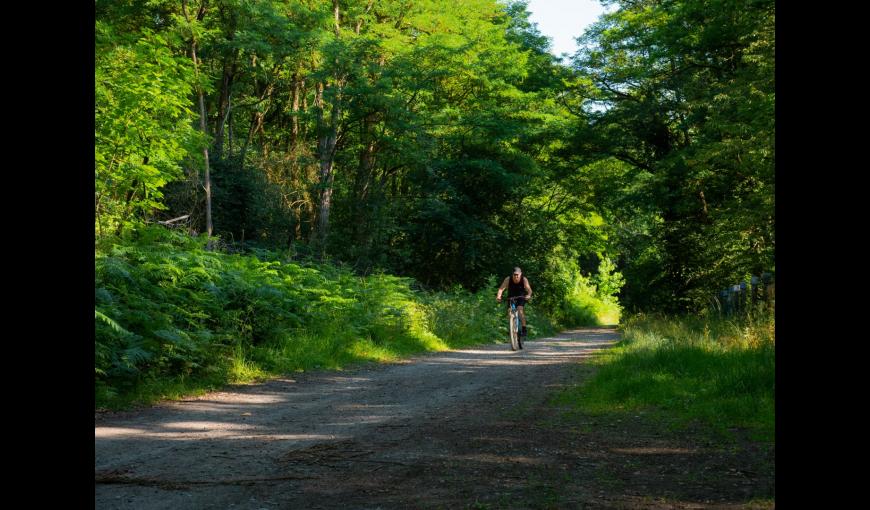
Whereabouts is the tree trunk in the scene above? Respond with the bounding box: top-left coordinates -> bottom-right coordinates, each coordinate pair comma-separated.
313,80 -> 341,253
351,114 -> 378,249
290,71 -> 301,148
214,53 -> 237,158
183,0 -> 213,242
193,44 -> 213,240
239,81 -> 273,162
227,105 -> 234,159
311,0 -> 351,255
241,112 -> 256,162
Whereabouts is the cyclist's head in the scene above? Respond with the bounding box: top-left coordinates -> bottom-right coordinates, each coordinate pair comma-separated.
512,267 -> 522,280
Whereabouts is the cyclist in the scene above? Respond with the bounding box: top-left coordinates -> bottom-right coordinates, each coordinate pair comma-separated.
496,267 -> 533,340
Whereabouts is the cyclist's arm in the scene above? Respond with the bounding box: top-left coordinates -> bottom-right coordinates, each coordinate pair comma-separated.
523,277 -> 533,299
496,277 -> 509,301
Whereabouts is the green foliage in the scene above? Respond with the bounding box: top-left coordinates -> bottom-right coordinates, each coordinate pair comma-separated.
541,254 -> 622,328
96,227 -> 562,409
593,256 -> 625,302
568,0 -> 775,311
95,0 -> 633,322
95,23 -> 202,236
422,286 -> 502,347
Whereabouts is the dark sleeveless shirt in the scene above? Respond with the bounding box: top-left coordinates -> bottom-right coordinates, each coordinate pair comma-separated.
508,277 -> 526,297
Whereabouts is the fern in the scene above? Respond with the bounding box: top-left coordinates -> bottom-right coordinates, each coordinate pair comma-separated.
95,309 -> 132,336
96,227 -> 547,408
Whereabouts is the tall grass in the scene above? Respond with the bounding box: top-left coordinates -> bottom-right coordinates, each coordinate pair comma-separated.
554,313 -> 775,441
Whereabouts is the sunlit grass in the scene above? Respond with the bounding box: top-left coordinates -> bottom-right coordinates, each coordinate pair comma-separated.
554,313 -> 775,442
595,300 -> 621,326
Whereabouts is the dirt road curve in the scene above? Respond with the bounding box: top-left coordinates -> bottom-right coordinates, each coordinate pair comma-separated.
96,329 -> 619,509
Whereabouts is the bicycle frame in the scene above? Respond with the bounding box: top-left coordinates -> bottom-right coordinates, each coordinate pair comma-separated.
508,296 -> 524,350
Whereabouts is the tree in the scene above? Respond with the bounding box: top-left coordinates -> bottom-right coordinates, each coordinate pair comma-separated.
566,0 -> 774,311
95,23 -> 201,237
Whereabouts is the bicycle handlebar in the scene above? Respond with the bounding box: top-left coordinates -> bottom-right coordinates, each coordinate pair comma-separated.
500,295 -> 531,302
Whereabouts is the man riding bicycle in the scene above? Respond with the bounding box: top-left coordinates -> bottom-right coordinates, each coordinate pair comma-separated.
496,267 -> 533,339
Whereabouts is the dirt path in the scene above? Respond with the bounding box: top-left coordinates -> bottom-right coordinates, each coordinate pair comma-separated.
95,328 -> 773,509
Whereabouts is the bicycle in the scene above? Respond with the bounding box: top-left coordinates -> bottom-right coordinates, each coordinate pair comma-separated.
506,296 -> 528,351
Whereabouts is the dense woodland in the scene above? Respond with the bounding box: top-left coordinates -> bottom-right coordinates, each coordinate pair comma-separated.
95,0 -> 774,405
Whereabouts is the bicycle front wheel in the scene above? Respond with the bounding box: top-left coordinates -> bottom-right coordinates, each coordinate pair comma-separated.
509,308 -> 519,351
517,316 -> 524,350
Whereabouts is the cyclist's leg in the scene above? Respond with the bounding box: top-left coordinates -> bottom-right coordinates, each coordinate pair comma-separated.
507,305 -> 515,335
517,305 -> 527,329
